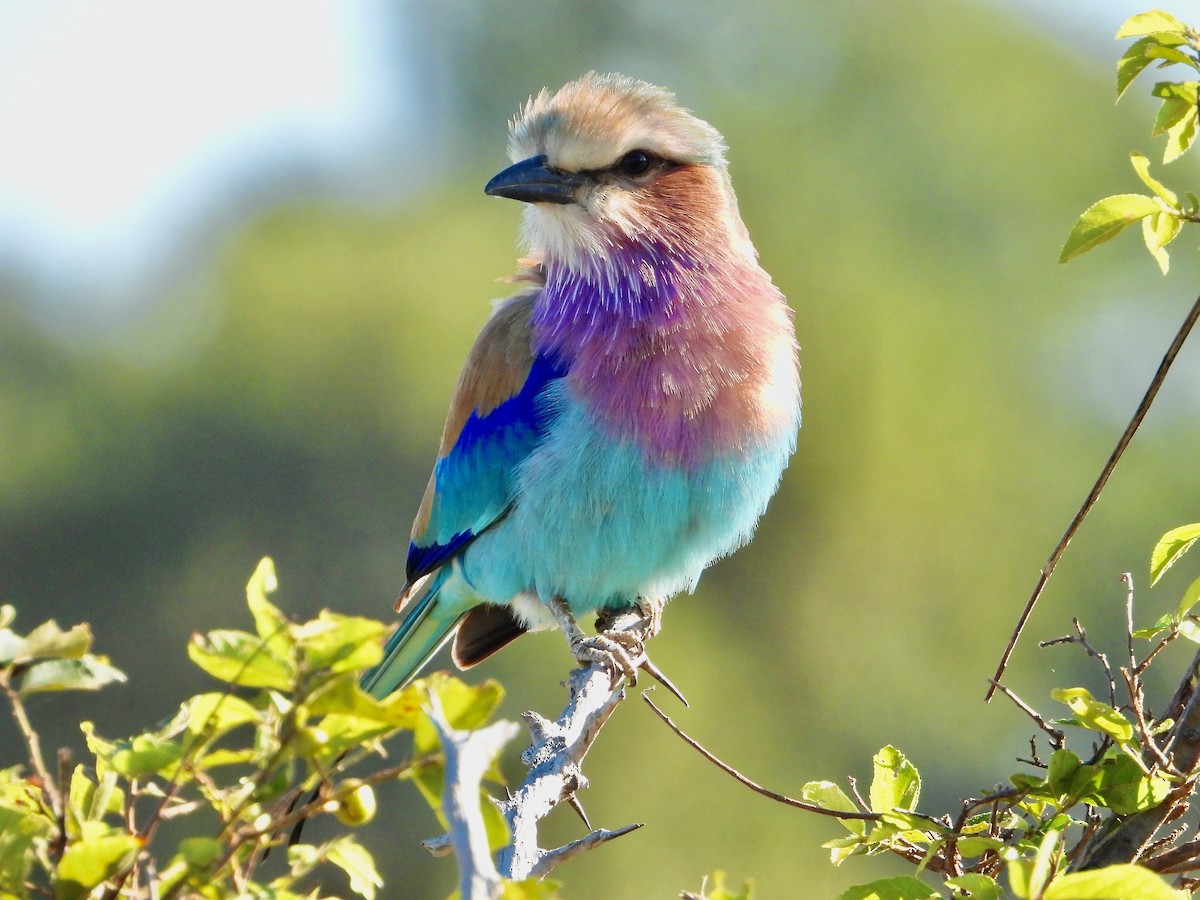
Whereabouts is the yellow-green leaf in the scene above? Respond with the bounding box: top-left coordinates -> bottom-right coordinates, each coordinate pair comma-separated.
1151,523 -> 1200,585
801,781 -> 867,835
945,873 -> 1000,900
18,657 -> 126,696
55,832 -> 141,899
1042,863 -> 1184,899
1142,211 -> 1182,273
1059,194 -> 1161,263
1130,151 -> 1178,203
835,876 -> 939,900
179,692 -> 259,744
245,557 -> 293,660
1178,575 -> 1200,617
1051,687 -> 1134,743
295,611 -> 387,674
16,620 -> 92,663
869,745 -> 920,813
187,628 -> 293,690
1117,10 -> 1187,39
1165,105 -> 1199,163
326,836 -> 382,900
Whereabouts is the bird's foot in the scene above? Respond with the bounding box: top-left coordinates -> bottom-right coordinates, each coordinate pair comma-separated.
570,632 -> 642,688
547,596 -> 644,688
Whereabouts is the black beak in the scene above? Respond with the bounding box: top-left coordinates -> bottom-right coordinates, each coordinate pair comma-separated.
485,155 -> 582,205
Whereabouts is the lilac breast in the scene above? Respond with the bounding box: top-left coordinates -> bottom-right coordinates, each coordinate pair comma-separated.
531,239 -> 798,468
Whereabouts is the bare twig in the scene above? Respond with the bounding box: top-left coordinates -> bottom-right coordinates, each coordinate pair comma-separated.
986,290 -> 1200,701
988,680 -> 1065,748
1,675 -> 63,826
1124,573 -> 1138,673
642,694 -> 879,823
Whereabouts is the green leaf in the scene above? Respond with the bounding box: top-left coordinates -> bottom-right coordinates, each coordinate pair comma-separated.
109,734 -> 185,778
177,836 -> 222,868
1151,524 -> 1200,585
687,871 -> 754,900
801,781 -> 867,835
15,620 -> 92,663
835,876 -> 939,900
55,830 -> 141,900
869,745 -> 920,813
1118,39 -> 1159,100
1047,749 -> 1082,794
326,836 -> 383,900
1165,106 -> 1199,162
1130,151 -> 1178,203
1133,612 -> 1175,639
945,873 -> 1000,900
823,833 -> 869,866
0,804 -> 50,893
294,611 -> 387,674
178,692 -> 260,744
18,657 -> 127,696
1178,617 -> 1200,643
1029,830 -> 1062,900
1117,11 -> 1187,39
188,628 -> 293,690
1178,576 -> 1200,617
68,766 -> 122,826
1051,688 -> 1134,743
955,836 -> 1005,859
0,606 -> 13,629
500,878 -> 565,899
1151,95 -> 1196,137
1096,754 -> 1171,814
1142,211 -> 1182,273
245,557 -> 293,661
0,628 -> 22,665
1042,863 -> 1183,899
1059,194 -> 1161,263
1118,37 -> 1194,100
413,674 -> 505,755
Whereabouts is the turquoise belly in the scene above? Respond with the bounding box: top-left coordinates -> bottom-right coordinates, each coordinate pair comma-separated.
457,390 -> 797,615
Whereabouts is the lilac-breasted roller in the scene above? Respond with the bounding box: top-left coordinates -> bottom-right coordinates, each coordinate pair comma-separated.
362,73 -> 800,698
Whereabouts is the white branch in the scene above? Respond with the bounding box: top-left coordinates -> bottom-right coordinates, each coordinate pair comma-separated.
424,605 -> 662,892
425,693 -> 520,900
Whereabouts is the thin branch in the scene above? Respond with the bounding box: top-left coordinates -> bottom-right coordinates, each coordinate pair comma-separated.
1124,573 -> 1138,673
1,676 -> 63,825
986,289 -> 1200,701
642,694 -> 879,822
988,680 -> 1065,748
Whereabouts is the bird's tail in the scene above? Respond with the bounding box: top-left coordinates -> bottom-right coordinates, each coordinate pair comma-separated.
360,570 -> 466,699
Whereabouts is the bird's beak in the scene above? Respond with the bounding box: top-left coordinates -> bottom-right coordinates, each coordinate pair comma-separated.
485,155 -> 582,205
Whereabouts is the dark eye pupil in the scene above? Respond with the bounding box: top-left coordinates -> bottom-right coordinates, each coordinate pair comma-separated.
619,150 -> 652,176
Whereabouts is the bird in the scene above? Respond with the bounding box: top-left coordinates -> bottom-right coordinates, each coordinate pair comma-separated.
361,72 -> 800,699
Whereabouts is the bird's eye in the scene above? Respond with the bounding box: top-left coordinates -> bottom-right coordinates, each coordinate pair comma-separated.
618,150 -> 653,177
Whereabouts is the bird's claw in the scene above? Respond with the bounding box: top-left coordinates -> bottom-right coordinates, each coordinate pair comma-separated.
569,632 -> 641,688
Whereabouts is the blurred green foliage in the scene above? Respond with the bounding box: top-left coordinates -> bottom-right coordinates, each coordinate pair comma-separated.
4,0 -> 1200,897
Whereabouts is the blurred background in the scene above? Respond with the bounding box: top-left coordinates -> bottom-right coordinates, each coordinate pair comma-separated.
4,0 -> 1200,896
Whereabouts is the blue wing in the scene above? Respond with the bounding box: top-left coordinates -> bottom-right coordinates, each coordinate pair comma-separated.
405,292 -> 564,588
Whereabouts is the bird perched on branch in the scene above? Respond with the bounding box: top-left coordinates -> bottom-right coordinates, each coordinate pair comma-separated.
363,73 -> 800,698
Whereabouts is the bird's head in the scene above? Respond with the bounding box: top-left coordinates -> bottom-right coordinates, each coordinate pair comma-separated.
486,73 -> 755,270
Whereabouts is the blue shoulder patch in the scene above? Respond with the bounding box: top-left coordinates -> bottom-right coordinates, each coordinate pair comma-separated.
406,530 -> 474,583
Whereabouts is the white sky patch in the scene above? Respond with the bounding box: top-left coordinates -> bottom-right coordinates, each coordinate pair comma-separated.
0,0 -> 409,312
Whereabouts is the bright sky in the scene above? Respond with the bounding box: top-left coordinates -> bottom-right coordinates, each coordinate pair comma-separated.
0,0 -> 413,312
0,0 -> 1188,316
